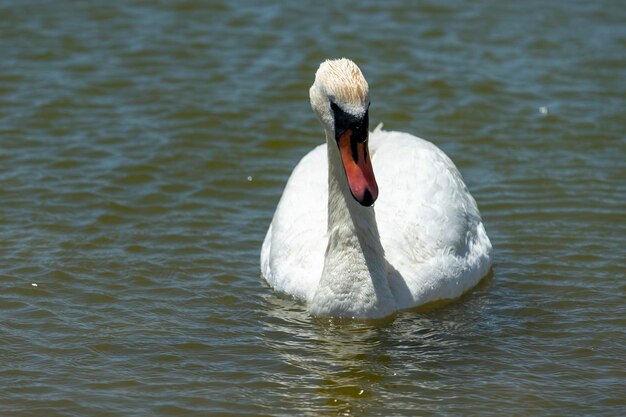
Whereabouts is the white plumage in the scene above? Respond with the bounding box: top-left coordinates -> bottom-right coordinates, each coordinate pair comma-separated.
261,59 -> 492,318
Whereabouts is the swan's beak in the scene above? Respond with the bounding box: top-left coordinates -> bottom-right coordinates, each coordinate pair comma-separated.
337,129 -> 379,206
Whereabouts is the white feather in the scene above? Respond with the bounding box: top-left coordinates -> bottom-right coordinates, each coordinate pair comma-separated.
261,59 -> 492,318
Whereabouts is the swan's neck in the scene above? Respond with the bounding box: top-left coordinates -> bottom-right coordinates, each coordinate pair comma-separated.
310,131 -> 395,318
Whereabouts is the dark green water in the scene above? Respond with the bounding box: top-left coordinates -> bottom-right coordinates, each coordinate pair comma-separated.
1,1 -> 624,416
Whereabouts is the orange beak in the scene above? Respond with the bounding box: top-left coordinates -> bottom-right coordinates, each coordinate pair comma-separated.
337,129 -> 378,206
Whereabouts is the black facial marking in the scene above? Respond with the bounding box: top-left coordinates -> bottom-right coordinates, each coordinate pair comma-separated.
356,110 -> 369,143
350,132 -> 359,163
331,101 -> 370,145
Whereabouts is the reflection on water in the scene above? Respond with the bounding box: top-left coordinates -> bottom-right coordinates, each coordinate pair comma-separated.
264,295 -> 394,415
261,285 -> 495,416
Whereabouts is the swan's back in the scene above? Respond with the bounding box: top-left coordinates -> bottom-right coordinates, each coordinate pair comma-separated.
261,144 -> 328,301
262,128 -> 492,309
369,129 -> 492,307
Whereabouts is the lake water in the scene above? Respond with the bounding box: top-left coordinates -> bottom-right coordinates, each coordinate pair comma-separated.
1,1 -> 624,416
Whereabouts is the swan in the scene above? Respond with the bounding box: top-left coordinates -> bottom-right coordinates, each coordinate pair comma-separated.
261,58 -> 492,318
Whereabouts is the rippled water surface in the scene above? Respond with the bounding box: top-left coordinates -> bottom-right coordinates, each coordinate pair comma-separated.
1,1 -> 625,416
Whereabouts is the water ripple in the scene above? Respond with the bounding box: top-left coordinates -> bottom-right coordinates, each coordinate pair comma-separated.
0,0 -> 624,416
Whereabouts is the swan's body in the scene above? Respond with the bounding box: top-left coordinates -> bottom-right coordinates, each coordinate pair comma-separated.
261,59 -> 492,318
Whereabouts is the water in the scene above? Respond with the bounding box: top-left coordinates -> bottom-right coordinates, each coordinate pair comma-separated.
1,1 -> 624,416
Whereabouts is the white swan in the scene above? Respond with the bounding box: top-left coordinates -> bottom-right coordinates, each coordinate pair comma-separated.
261,58 -> 492,318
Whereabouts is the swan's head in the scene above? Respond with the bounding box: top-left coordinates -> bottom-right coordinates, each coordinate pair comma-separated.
309,58 -> 378,207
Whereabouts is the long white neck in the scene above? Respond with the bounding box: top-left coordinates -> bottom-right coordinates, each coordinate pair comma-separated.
309,130 -> 395,318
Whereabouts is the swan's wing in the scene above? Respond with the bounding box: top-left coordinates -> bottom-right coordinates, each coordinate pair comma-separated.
370,130 -> 492,305
261,144 -> 328,301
